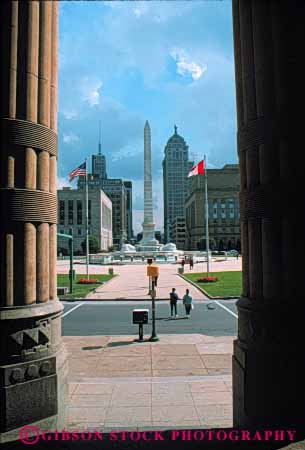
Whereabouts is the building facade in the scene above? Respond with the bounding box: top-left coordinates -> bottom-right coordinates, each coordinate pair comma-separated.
171,216 -> 187,250
185,164 -> 240,251
57,187 -> 112,253
123,180 -> 133,240
162,126 -> 193,243
78,175 -> 128,247
92,153 -> 107,179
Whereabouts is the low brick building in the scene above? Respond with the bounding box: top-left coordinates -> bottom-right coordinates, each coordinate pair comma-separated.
57,187 -> 112,254
185,164 -> 241,251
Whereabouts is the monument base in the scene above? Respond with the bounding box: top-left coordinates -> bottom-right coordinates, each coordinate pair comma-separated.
0,300 -> 68,443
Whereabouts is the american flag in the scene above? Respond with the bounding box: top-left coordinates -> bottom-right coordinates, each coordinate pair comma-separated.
69,162 -> 86,182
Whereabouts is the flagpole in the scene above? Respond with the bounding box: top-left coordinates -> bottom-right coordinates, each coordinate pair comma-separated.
204,155 -> 210,275
85,158 -> 89,280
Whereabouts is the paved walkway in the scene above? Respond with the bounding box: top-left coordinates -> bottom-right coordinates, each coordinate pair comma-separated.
57,258 -> 242,300
65,334 -> 234,430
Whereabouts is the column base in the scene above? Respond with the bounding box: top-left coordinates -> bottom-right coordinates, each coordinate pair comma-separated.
0,300 -> 68,443
233,297 -> 305,429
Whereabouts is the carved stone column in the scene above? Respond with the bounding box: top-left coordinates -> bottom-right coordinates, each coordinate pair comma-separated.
232,0 -> 305,428
0,1 -> 68,442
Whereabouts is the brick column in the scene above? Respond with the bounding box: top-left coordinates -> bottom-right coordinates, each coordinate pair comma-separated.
0,0 -> 67,441
232,0 -> 305,428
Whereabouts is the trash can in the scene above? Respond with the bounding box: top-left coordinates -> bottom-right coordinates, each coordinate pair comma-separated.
178,267 -> 184,274
108,268 -> 114,275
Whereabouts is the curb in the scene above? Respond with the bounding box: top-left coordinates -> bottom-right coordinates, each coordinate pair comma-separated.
177,273 -> 239,300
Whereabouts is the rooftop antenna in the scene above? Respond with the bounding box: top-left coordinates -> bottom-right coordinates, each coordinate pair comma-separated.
98,120 -> 101,155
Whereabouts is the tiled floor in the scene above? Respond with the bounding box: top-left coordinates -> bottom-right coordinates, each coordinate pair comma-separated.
65,334 -> 234,431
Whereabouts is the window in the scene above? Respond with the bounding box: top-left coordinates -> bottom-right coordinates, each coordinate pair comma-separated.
59,200 -> 65,225
68,200 -> 73,225
77,200 -> 82,225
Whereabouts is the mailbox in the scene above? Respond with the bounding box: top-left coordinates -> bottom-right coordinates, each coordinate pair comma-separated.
147,265 -> 159,277
133,309 -> 149,325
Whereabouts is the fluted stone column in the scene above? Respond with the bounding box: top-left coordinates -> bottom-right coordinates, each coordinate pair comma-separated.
0,0 -> 67,441
232,0 -> 305,428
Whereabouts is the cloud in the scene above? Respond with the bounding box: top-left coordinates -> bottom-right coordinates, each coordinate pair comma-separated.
63,132 -> 79,144
170,48 -> 207,81
80,77 -> 103,106
58,1 -> 237,234
57,176 -> 70,189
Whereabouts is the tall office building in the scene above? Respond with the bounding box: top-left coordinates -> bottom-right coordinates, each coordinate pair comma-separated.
78,122 -> 133,248
162,125 -> 193,243
92,121 -> 107,179
123,180 -> 133,240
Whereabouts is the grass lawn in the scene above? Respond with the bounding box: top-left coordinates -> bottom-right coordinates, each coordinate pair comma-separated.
184,271 -> 242,297
57,273 -> 114,300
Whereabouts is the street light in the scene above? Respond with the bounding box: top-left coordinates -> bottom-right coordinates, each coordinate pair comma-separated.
147,261 -> 159,342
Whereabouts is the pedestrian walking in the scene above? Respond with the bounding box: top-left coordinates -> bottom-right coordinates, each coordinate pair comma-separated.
189,257 -> 194,270
169,288 -> 179,318
183,289 -> 193,318
236,253 -> 239,260
181,259 -> 185,269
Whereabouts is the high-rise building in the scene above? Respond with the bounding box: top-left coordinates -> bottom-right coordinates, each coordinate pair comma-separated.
162,125 -> 193,243
78,121 -> 133,248
92,121 -> 107,179
123,180 -> 133,240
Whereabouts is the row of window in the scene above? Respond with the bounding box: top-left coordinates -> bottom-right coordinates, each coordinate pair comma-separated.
59,200 -> 91,226
59,228 -> 92,236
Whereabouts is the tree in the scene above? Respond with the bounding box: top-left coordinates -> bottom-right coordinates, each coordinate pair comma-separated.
197,239 -> 206,250
81,235 -> 100,254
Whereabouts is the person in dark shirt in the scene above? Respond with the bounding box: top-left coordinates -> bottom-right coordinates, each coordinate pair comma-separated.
169,288 -> 179,318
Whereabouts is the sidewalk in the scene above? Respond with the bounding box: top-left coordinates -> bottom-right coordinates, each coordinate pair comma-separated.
65,334 -> 234,431
88,264 -> 208,300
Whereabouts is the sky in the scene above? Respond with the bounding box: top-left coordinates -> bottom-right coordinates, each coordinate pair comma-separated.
58,0 -> 237,234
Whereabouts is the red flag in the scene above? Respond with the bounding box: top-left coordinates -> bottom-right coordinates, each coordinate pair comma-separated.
188,159 -> 205,177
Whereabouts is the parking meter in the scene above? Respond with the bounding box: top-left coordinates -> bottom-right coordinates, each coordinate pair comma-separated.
133,309 -> 149,341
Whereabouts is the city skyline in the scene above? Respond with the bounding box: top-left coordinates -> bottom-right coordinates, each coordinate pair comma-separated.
58,1 -> 237,234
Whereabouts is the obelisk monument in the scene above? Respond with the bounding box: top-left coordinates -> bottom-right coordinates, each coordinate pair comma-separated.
140,121 -> 159,249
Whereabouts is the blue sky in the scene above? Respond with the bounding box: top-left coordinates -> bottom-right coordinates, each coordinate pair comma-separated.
58,1 -> 237,234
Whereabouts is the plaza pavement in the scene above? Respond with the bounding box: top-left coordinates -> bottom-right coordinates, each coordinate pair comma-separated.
57,257 -> 242,300
59,259 -> 240,431
65,334 -> 234,431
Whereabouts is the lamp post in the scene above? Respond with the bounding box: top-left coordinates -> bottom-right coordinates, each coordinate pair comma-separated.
147,260 -> 159,342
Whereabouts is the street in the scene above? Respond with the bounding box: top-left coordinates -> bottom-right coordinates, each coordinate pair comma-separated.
62,300 -> 238,336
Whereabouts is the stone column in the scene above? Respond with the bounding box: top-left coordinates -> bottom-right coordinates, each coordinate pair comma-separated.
0,0 -> 67,441
232,0 -> 305,428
